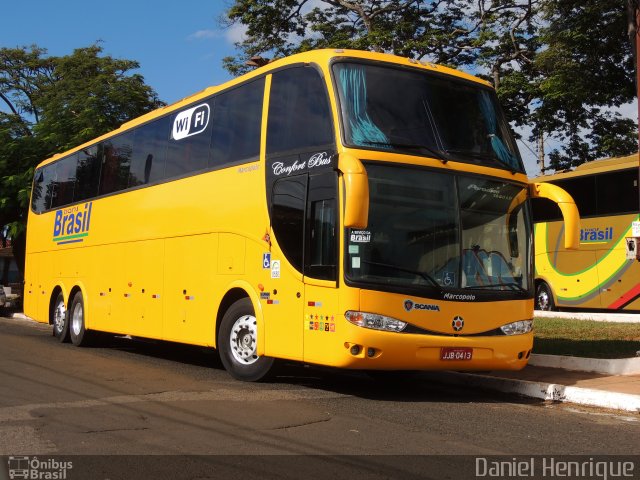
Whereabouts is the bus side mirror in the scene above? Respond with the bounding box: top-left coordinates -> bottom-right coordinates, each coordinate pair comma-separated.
338,153 -> 369,229
530,182 -> 580,250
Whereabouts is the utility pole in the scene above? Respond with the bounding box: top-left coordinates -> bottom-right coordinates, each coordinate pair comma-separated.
537,132 -> 545,174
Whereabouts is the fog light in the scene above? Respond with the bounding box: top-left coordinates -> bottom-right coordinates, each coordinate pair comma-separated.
350,345 -> 361,355
367,347 -> 376,358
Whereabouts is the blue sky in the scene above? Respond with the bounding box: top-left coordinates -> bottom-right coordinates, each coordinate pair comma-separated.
2,1 -> 238,105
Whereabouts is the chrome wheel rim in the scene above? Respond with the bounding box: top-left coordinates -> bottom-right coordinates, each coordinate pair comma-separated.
72,302 -> 83,337
537,290 -> 549,310
229,315 -> 258,365
54,299 -> 66,334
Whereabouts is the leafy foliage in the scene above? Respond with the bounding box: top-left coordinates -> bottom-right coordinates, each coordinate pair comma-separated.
222,0 -> 638,171
0,44 -> 164,276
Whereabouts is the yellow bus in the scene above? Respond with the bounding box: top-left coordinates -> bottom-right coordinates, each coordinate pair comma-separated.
533,154 -> 640,311
24,49 -> 578,381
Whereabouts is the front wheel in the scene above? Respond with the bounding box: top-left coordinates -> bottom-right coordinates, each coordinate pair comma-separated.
218,298 -> 275,382
535,282 -> 555,311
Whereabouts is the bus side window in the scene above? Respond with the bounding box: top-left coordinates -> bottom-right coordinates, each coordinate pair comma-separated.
100,132 -> 134,195
305,172 -> 337,280
130,116 -> 169,186
166,99 -> 214,178
50,154 -> 78,209
596,169 -> 639,215
267,66 -> 333,154
554,176 -> 596,217
271,175 -> 308,273
74,146 -> 101,202
210,78 -> 264,167
32,165 -> 55,213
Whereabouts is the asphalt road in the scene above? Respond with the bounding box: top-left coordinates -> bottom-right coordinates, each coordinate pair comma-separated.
0,315 -> 638,480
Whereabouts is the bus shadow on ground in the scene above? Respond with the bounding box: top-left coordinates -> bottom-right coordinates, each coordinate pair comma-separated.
92,333 -> 542,405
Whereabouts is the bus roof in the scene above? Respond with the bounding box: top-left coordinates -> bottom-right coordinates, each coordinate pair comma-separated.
36,49 -> 491,169
535,153 -> 639,182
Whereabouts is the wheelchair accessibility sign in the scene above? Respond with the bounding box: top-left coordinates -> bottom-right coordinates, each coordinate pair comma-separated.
262,253 -> 271,269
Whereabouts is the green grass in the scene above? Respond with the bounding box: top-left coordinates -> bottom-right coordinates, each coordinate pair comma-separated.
533,317 -> 640,359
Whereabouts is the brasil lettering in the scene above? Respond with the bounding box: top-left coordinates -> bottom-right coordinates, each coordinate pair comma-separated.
53,202 -> 92,245
580,227 -> 613,243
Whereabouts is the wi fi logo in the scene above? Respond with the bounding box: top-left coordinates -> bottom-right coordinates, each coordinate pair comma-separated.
172,103 -> 210,140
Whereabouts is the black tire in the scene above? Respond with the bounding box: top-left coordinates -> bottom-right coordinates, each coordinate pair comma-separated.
218,298 -> 275,382
69,291 -> 93,346
52,291 -> 70,342
535,282 -> 555,311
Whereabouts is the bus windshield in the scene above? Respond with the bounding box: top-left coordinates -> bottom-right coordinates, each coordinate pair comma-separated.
346,163 -> 531,293
333,62 -> 523,172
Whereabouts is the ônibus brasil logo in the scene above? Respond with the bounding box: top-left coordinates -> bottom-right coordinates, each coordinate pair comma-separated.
53,202 -> 92,245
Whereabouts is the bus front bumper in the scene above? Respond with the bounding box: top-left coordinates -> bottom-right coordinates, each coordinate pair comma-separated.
331,327 -> 533,371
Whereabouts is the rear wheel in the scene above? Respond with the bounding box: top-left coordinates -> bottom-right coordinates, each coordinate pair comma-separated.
69,291 -> 93,346
535,282 -> 555,311
52,292 -> 69,342
218,298 -> 275,382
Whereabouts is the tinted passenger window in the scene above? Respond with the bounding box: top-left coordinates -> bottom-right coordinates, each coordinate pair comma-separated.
554,176 -> 596,217
267,67 -> 333,154
271,176 -> 307,272
75,146 -> 101,201
531,198 -> 562,223
166,100 -> 213,178
100,132 -> 134,195
211,78 -> 264,167
32,166 -> 55,213
50,155 -> 78,208
597,169 -> 639,215
130,116 -> 169,186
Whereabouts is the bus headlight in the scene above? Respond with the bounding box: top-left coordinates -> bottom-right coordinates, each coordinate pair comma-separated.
500,320 -> 533,336
345,311 -> 407,333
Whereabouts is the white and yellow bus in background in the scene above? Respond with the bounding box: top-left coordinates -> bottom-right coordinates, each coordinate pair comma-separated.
533,154 -> 639,311
24,49 -> 578,381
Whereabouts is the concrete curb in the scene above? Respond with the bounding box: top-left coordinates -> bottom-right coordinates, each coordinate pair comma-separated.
422,371 -> 640,413
529,353 -> 640,375
535,310 -> 640,323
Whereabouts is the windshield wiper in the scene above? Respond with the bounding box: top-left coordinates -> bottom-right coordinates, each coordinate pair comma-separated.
361,260 -> 442,292
362,141 -> 449,163
464,282 -> 528,293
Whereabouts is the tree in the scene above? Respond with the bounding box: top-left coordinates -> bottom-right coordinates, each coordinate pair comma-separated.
535,0 -> 637,169
222,0 -> 638,171
0,44 -> 164,280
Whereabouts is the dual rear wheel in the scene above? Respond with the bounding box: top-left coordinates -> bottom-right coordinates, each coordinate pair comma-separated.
51,290 -> 93,346
51,291 -> 273,380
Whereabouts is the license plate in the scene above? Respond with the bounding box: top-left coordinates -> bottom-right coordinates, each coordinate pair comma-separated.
440,347 -> 473,361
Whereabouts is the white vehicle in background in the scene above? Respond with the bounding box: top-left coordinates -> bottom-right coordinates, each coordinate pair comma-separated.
0,285 -> 7,311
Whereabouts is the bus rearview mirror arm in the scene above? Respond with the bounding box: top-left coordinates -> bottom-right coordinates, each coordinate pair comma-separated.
338,154 -> 369,229
529,182 -> 580,250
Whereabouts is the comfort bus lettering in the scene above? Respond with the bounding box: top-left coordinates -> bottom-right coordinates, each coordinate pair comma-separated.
53,202 -> 92,245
